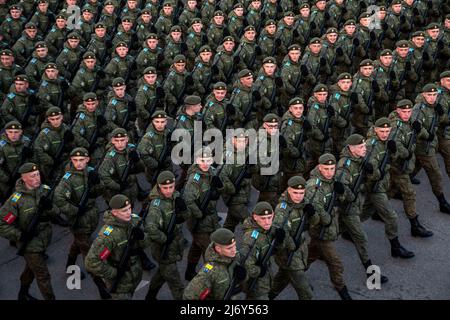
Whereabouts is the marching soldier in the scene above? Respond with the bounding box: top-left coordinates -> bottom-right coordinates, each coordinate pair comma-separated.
12,22 -> 41,67
44,13 -> 68,57
436,71 -> 450,178
104,42 -> 135,88
206,10 -> 226,51
135,34 -> 164,77
24,42 -> 54,90
191,45 -> 214,97
55,32 -> 84,80
30,0 -> 55,36
254,56 -> 284,117
237,25 -> 261,71
0,49 -> 24,102
155,1 -> 175,45
86,22 -> 110,64
203,82 -> 233,131
0,4 -> 26,46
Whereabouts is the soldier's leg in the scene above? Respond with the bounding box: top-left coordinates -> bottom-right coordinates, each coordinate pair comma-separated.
438,137 -> 450,177
396,174 -> 417,219
360,194 -> 377,223
288,269 -> 313,300
269,267 -> 290,299
339,214 -> 370,264
306,238 -> 322,269
160,263 -> 185,300
23,253 -> 55,300
147,267 -> 165,299
419,155 -> 443,196
370,192 -> 399,240
111,293 -> 133,300
187,232 -> 211,266
319,240 -> 346,291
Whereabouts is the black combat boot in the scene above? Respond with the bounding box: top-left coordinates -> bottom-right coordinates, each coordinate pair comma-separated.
139,250 -> 156,271
185,262 -> 197,281
65,255 -> 85,279
436,194 -> 450,214
362,260 -> 388,284
371,212 -> 383,221
341,231 -> 354,243
18,285 -> 38,300
409,216 -> 433,238
389,237 -> 415,258
337,286 -> 352,300
92,276 -> 112,300
144,285 -> 161,301
410,174 -> 420,185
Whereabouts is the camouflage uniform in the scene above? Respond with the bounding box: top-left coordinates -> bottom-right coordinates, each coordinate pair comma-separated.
24,48 -> 54,90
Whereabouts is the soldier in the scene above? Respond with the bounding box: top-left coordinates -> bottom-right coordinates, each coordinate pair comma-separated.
206,10 -> 226,51
305,153 -> 352,300
258,20 -> 279,60
183,228 -> 247,300
0,162 -> 59,300
336,134 -> 389,283
155,1 -> 175,44
356,12 -> 382,61
227,3 -> 245,41
335,20 -> 365,76
247,0 -> 264,33
54,147 -> 103,280
37,63 -> 69,119
215,36 -> 241,89
200,0 -> 217,26
86,22 -> 109,64
55,32 -> 84,80
33,107 -> 74,183
309,0 -> 336,38
411,84 -> 450,214
203,82 -> 234,132
240,201 -> 286,300
191,45 -> 214,97
30,0 -> 55,36
252,113 -> 283,209
301,38 -> 332,93
179,0 -> 199,33
237,25 -> 261,71
135,34 -> 164,77
254,56 -> 284,117
98,128 -> 145,204
436,71 -> 450,178
137,110 -> 172,185
12,22 -> 41,67
44,13 -> 68,57
104,42 -> 135,88
185,18 -> 207,68
121,0 -> 141,23
269,176 -> 314,300
388,100 -> 433,237
24,42 -> 54,90
160,25 -> 187,72
275,11 -> 297,60
182,147 -> 225,281
98,1 -> 117,35
321,27 -> 339,85
85,194 -> 147,300
372,49 -> 399,118
0,49 -> 23,102
361,118 -> 415,258
280,97 -> 310,189
112,16 -> 136,50
0,4 -> 26,46
293,2 -> 312,48
144,171 -> 189,300
136,9 -> 155,45
392,40 -> 419,103
0,121 -> 33,202
76,7 -> 95,48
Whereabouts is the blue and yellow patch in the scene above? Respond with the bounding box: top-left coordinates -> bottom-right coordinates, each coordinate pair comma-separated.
103,226 -> 114,236
202,263 -> 213,273
63,172 -> 71,180
280,202 -> 287,209
11,192 -> 22,203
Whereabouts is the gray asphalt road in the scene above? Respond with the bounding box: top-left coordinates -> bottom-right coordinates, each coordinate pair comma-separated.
1,157 -> 450,300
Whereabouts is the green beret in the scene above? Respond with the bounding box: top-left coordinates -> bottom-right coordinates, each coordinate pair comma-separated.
326,27 -> 338,34
191,18 -> 202,25
253,201 -> 273,216
213,82 -> 227,90
170,25 -> 182,32
288,176 -> 306,189
44,63 -> 58,70
211,228 -> 235,246
18,163 -> 39,174
55,13 -> 67,20
146,33 -> 158,40
14,74 -> 29,82
262,56 -> 276,64
300,3 -> 310,9
184,95 -> 201,105
288,44 -> 301,51
379,6 -> 387,11
141,9 -> 152,15
163,0 -> 173,7
309,37 -> 321,45
173,54 -> 186,63
391,0 -> 402,5
9,4 -> 22,11
223,36 -> 235,43
313,84 -> 328,92
151,110 -> 167,119
4,121 -> 22,130
70,147 -> 89,157
35,41 -> 47,49
104,0 -> 115,5
238,69 -> 253,78
115,42 -> 128,48
67,32 -> 80,40
199,45 -> 212,53
396,40 -> 409,48
25,22 -> 37,29
263,113 -> 279,123
289,97 -> 304,106
375,117 -> 391,128
396,99 -> 413,109
359,12 -> 371,20
440,71 -> 450,79
46,107 -> 62,117
422,83 -> 438,92
284,11 -> 295,17
83,92 -> 97,101
95,22 -> 106,29
0,49 -> 13,56
112,77 -> 126,87
234,3 -> 244,9
265,19 -> 276,27
319,153 -> 336,165
344,19 -> 356,26
109,194 -> 131,209
157,171 -> 175,185
411,31 -> 426,38
214,10 -> 224,17
345,134 -> 365,146
111,128 -> 128,138
82,6 -> 94,13
359,59 -> 373,67
83,51 -> 96,60
380,49 -> 392,57
426,23 -> 440,30
233,128 -> 248,139
244,25 -> 256,32
143,66 -> 156,74
122,16 -> 132,23
337,73 -> 352,81
195,147 -> 213,159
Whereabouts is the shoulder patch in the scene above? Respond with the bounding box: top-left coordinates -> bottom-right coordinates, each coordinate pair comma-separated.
99,247 -> 111,260
11,192 -> 22,203
251,230 -> 259,239
2,212 -> 17,225
7,92 -> 16,100
63,172 -> 71,180
180,115 -> 187,122
280,202 -> 287,209
108,150 -> 116,157
79,112 -> 86,120
143,85 -> 148,91
334,92 -> 341,100
31,58 -> 37,64
202,263 -> 213,273
103,226 -> 114,236
287,119 -> 293,126
345,159 -> 351,167
314,104 -> 319,110
111,99 -> 118,106
152,199 -> 160,207
43,128 -> 50,135
0,140 -> 6,147
41,80 -> 48,87
193,173 -> 201,181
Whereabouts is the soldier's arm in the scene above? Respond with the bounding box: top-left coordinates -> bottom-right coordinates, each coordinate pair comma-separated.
282,125 -> 301,158
72,118 -> 91,148
163,77 -> 177,106
0,149 -> 10,182
136,136 -> 159,169
103,59 -> 117,86
99,157 -> 121,191
182,268 -> 213,300
0,197 -> 22,242
218,165 -> 236,196
241,232 -> 262,278
85,234 -> 118,280
144,204 -> 167,245
11,41 -> 26,67
336,165 -> 356,203
281,67 -> 295,94
330,100 -> 348,128
306,107 -> 325,140
33,134 -> 54,166
54,178 -> 79,220
0,98 -> 17,127
182,179 -> 203,219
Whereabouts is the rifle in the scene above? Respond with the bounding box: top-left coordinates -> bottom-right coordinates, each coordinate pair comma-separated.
425,106 -> 438,154
21,92 -> 38,127
320,101 -> 331,154
53,113 -> 80,171
291,120 -> 307,171
225,156 -> 250,207
242,91 -> 257,126
149,127 -> 174,186
159,195 -> 183,260
400,112 -> 421,173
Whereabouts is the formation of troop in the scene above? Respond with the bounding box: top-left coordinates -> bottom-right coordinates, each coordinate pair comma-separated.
0,0 -> 449,301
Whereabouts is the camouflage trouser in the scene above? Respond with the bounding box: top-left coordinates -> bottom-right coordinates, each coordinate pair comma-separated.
187,232 -> 211,265
389,172 -> 416,219
437,137 -> 450,177
361,192 -> 398,240
21,253 -> 55,300
68,232 -> 92,261
149,262 -> 185,300
258,192 -> 279,211
270,268 -> 313,300
223,203 -> 250,232
339,213 -> 370,264
412,153 -> 443,196
306,239 -> 345,291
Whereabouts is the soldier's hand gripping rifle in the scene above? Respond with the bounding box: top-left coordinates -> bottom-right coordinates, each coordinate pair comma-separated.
401,112 -> 421,173
53,113 -> 80,172
320,101 -> 333,154
425,105 -> 439,155
291,119 -> 310,171
160,197 -> 187,260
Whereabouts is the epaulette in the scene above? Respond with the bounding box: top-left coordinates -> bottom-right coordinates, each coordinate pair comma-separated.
80,68 -> 85,74
188,33 -> 195,38
143,47 -> 149,52
143,84 -> 149,92
313,104 -> 319,110
263,36 -> 267,40
131,213 -> 139,218
10,192 -> 22,203
197,63 -> 203,69
152,199 -> 160,207
103,226 -> 113,236
42,184 -> 51,190
251,230 -> 259,239
7,92 -> 15,100
127,143 -> 136,148
146,130 -> 155,138
193,173 -> 201,182
43,128 -> 50,135
7,18 -> 11,22
334,92 -> 341,100
111,99 -> 118,106
87,166 -> 94,172
202,263 -> 213,273
259,75 -> 265,81
284,61 -> 291,67
169,71 -> 175,77
117,32 -> 122,35
344,158 -> 351,167
31,58 -> 37,64
114,57 -> 120,62
0,140 -> 6,148
179,115 -> 187,122
41,80 -> 48,87
288,119 -> 293,126
280,202 -> 287,209
79,112 -> 86,120
51,28 -> 56,33
63,172 -> 71,180
108,150 -> 116,157
63,48 -> 69,53
235,88 -> 241,94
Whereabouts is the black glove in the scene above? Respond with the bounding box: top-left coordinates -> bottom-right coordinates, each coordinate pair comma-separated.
185,74 -> 193,83
273,227 -> 286,243
64,130 -> 74,142
255,45 -> 262,56
175,196 -> 187,212
387,140 -> 397,153
21,145 -> 33,159
406,150 -> 414,160
303,119 -> 312,131
212,64 -> 219,75
320,57 -> 327,66
427,132 -> 435,141
423,51 -> 430,61
413,7 -> 420,15
350,92 -> 359,104
327,105 -> 335,117
88,170 -> 101,185
29,94 -> 39,105
427,0 -> 433,9
252,90 -> 261,101
364,162 -> 374,174
180,42 -> 188,52
233,55 -> 240,65
129,149 -> 140,162
304,203 -> 316,217
370,31 -> 376,41
300,64 -> 309,75
275,38 -> 282,46
353,38 -> 360,47
131,227 -> 145,240
324,11 -> 331,20
437,40 -> 444,50
279,135 -> 287,148
97,70 -> 106,79
60,79 -> 70,90
105,38 -> 113,47
372,80 -> 380,92
334,181 -> 345,194
435,103 -> 444,116
156,86 -> 165,99
400,15 -> 406,24
261,12 -> 267,20
382,22 -> 389,31
201,34 -> 208,44
97,115 -> 107,127
389,71 -> 397,80
211,175 -> 224,189
41,199 -> 53,211
310,21 -> 317,30
405,61 -> 411,71
226,104 -> 236,115
275,77 -> 283,88
233,265 -> 247,281
259,264 -> 268,277
293,29 -> 299,38
412,120 -> 421,133
336,47 -> 344,56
